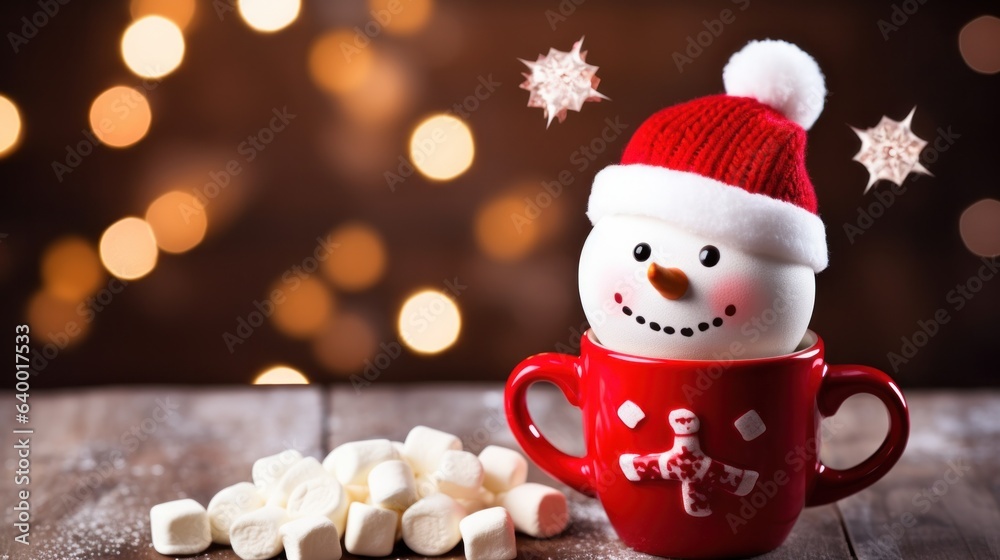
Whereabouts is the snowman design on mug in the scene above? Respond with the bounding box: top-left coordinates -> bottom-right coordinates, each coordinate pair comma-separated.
579,40 -> 829,515
619,409 -> 759,518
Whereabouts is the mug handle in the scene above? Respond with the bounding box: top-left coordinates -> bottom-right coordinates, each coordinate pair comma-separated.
806,363 -> 910,506
505,353 -> 597,497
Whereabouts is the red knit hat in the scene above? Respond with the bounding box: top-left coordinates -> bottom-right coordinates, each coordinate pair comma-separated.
587,40 -> 829,272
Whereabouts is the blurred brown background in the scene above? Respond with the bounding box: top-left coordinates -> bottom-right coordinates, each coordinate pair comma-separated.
1,0 -> 997,388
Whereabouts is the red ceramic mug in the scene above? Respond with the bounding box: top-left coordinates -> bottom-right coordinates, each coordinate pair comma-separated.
505,330 -> 908,558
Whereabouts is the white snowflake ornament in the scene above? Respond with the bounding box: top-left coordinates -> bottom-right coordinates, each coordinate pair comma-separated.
519,37 -> 608,127
851,107 -> 932,194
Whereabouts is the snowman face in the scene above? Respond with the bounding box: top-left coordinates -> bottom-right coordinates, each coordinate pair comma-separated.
578,215 -> 816,360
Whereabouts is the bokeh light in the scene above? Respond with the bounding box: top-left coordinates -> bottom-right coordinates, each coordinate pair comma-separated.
340,51 -> 413,125
26,290 -> 90,346
121,16 -> 185,78
409,114 -> 474,181
959,198 -> 1000,257
145,191 -> 208,254
41,237 -> 104,302
309,30 -> 374,95
271,277 -> 334,338
397,289 -> 461,354
130,0 -> 196,29
0,95 -> 22,157
89,86 -> 152,148
321,222 -> 387,291
320,121 -> 395,185
99,217 -> 159,280
238,0 -> 300,33
475,194 -> 540,261
959,15 -> 1000,74
312,312 -> 379,374
253,365 -> 309,385
367,0 -> 433,36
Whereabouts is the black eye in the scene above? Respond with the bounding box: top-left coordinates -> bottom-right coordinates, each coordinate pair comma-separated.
699,245 -> 720,267
633,243 -> 651,262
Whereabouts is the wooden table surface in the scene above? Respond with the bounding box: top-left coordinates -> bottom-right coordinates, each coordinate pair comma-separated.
1,385 -> 998,560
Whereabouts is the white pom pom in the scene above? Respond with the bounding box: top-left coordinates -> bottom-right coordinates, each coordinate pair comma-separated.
723,40 -> 826,130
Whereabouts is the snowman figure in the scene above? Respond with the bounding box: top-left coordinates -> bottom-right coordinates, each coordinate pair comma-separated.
579,40 -> 829,360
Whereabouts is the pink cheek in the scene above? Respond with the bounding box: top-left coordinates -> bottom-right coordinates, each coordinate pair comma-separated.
601,267 -> 644,306
706,276 -> 760,320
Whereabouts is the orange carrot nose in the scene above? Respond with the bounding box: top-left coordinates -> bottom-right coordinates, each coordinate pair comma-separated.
647,264 -> 689,300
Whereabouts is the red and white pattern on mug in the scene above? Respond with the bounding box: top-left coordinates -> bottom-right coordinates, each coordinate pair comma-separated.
618,408 -> 759,517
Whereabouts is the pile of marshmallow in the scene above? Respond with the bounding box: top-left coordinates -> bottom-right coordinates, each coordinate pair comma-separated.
149,426 -> 569,560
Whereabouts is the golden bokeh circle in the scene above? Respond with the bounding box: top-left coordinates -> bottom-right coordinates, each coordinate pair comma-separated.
89,86 -> 152,148
41,237 -> 104,302
145,190 -> 208,254
321,222 -> 387,292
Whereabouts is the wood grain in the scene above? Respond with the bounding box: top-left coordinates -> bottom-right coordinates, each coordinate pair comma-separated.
1,386 -> 324,560
329,384 -> 854,560
833,392 -> 1000,560
2,386 -> 998,559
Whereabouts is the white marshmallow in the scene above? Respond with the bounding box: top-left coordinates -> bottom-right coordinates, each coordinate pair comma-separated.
270,456 -> 326,507
149,498 -> 211,555
402,426 -> 462,475
344,502 -> 398,557
477,446 -> 528,494
207,482 -> 265,545
391,440 -> 406,460
229,505 -> 288,560
401,493 -> 465,556
414,474 -> 439,499
286,476 -> 349,536
345,484 -> 369,503
500,483 -> 569,538
252,449 -> 303,497
459,507 -> 517,560
279,515 -> 342,560
323,439 -> 399,486
367,459 -> 418,511
456,487 -> 496,515
433,450 -> 484,499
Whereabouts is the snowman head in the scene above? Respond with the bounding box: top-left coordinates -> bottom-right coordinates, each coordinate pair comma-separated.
579,214 -> 816,359
579,40 -> 829,360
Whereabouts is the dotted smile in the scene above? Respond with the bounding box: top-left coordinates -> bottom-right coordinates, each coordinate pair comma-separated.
614,292 -> 736,338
